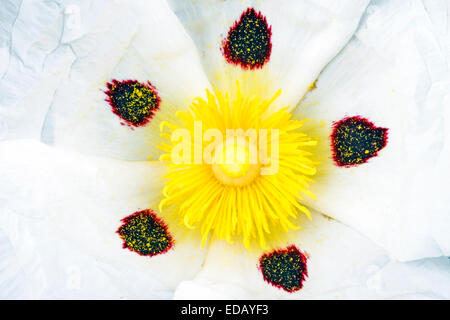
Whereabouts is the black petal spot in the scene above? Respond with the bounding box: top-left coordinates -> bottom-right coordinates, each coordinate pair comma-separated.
117,209 -> 174,257
105,79 -> 160,127
259,245 -> 308,293
331,116 -> 388,167
222,8 -> 272,70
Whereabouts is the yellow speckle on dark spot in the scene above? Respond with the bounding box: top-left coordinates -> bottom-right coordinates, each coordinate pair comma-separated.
331,116 -> 388,167
259,245 -> 308,293
222,8 -> 272,70
117,209 -> 174,257
105,79 -> 160,127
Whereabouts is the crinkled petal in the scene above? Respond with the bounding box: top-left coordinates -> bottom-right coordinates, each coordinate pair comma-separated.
366,257 -> 450,299
0,230 -> 31,299
174,211 -> 391,299
420,0 -> 450,68
37,0 -> 211,160
294,0 -> 450,261
168,0 -> 369,111
0,0 -> 75,140
0,140 -> 206,299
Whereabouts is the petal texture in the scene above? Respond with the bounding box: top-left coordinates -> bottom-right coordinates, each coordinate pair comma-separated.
174,211 -> 391,299
366,257 -> 450,299
0,140 -> 206,298
36,0 -> 211,160
168,0 -> 370,111
174,210 -> 450,299
0,0 -> 75,140
294,0 -> 450,261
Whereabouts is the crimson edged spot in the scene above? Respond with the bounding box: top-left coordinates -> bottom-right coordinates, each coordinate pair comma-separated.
222,8 -> 272,70
105,79 -> 160,128
117,209 -> 174,257
331,116 -> 388,167
259,245 -> 308,293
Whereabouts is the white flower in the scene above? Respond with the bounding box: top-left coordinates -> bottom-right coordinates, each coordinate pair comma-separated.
0,0 -> 449,299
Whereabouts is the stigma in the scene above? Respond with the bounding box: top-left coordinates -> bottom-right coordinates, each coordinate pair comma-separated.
212,138 -> 261,186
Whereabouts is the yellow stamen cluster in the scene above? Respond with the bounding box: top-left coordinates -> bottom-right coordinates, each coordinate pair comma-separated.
159,84 -> 318,249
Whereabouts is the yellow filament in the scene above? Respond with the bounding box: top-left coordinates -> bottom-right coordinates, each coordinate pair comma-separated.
159,83 -> 318,249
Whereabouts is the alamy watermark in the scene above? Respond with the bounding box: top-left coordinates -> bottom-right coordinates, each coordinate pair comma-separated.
169,121 -> 279,175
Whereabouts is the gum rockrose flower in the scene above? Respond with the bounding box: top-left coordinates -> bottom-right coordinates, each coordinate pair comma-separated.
0,0 -> 449,299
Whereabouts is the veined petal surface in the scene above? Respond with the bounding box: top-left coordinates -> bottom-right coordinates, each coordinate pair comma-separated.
168,0 -> 370,112
294,0 -> 450,261
38,0 -> 211,160
0,140 -> 206,299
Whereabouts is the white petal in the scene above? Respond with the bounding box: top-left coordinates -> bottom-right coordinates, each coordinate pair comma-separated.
366,257 -> 450,299
37,0 -> 211,160
0,0 -> 75,140
0,140 -> 206,298
174,211 -> 391,299
420,0 -> 450,68
294,0 -> 450,261
168,0 -> 369,111
0,230 -> 31,299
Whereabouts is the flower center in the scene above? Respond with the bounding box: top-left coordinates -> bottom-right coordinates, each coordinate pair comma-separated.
159,84 -> 318,249
212,138 -> 260,186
